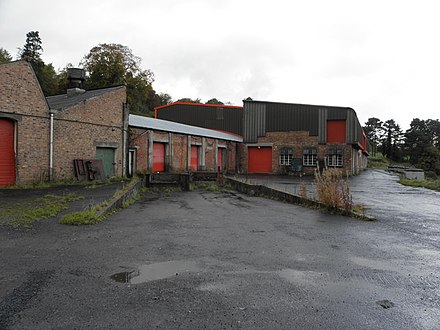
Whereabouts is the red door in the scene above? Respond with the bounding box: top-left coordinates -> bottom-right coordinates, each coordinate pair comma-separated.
190,146 -> 198,171
217,148 -> 223,171
0,119 -> 16,186
152,143 -> 165,172
327,120 -> 346,143
248,147 -> 272,173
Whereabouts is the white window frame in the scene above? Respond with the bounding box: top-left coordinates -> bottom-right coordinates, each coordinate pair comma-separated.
303,148 -> 317,167
279,147 -> 293,166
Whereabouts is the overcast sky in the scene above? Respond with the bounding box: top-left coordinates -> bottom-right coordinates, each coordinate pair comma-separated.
1,0 -> 439,130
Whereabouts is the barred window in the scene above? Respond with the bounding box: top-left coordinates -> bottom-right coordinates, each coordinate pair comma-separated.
279,147 -> 293,165
327,146 -> 343,167
303,147 -> 317,166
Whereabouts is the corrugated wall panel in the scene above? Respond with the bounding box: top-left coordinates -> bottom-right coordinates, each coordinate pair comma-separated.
157,104 -> 242,135
265,103 -> 319,135
243,102 -> 266,143
318,108 -> 328,144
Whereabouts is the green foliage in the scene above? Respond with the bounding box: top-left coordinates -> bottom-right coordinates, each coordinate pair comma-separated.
177,97 -> 202,103
367,154 -> 390,169
399,177 -> 440,192
19,31 -> 43,64
59,208 -> 100,225
0,194 -> 84,228
206,98 -> 224,105
0,48 -> 12,63
80,43 -> 154,114
18,31 -> 63,96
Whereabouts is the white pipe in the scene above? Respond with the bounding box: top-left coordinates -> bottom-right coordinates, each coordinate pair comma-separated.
49,112 -> 54,180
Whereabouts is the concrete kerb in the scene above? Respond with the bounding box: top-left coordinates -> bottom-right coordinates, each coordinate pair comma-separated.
225,176 -> 375,221
95,176 -> 144,217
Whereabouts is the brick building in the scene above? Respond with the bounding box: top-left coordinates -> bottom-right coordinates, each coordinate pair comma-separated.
0,61 -> 128,186
0,61 -> 51,185
129,115 -> 242,174
154,99 -> 368,176
241,99 -> 368,175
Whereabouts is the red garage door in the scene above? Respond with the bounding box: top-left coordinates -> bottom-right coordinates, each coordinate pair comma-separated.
190,146 -> 199,171
248,147 -> 272,173
0,119 -> 16,186
152,143 -> 165,172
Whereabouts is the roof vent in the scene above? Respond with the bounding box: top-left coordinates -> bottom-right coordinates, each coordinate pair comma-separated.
67,68 -> 86,96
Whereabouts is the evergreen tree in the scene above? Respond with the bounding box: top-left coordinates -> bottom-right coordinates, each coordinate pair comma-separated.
0,48 -> 12,64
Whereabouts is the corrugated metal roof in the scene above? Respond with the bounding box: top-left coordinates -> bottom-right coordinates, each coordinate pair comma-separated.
46,86 -> 124,110
129,115 -> 243,142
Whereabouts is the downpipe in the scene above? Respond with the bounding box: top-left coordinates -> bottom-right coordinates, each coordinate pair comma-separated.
49,112 -> 54,181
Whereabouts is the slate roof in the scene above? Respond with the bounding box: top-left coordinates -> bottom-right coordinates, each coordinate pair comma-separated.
46,86 -> 124,110
129,114 -> 243,143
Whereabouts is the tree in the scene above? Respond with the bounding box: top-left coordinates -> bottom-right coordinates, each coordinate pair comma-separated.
177,98 -> 202,103
381,119 -> 403,161
404,118 -> 431,165
19,31 -> 43,64
80,43 -> 154,114
206,98 -> 224,105
18,31 -> 60,96
0,48 -> 12,64
363,117 -> 383,157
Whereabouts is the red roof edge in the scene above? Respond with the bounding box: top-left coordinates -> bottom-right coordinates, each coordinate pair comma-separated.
153,102 -> 243,113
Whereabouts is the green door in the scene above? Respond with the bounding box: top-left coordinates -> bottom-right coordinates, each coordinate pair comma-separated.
96,147 -> 115,177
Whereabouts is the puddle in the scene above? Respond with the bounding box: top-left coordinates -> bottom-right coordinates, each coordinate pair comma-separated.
111,260 -> 200,284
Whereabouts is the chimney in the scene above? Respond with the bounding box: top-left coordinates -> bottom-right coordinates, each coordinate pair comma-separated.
67,68 -> 86,96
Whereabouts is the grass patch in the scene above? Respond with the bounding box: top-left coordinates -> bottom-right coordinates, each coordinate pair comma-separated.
0,194 -> 84,228
399,177 -> 440,192
59,208 -> 101,225
190,182 -> 220,192
368,156 -> 390,169
60,177 -> 144,225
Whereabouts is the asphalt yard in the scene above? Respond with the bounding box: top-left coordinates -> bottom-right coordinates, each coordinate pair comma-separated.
0,175 -> 439,329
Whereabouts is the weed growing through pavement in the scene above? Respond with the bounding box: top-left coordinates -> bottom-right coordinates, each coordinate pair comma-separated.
314,168 -> 352,213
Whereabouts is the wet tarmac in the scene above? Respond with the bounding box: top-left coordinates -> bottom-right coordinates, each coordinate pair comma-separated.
1,174 -> 439,329
235,169 -> 440,247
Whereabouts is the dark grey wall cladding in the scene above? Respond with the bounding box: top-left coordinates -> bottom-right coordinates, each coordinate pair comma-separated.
243,102 -> 266,143
265,103 -> 319,135
157,104 -> 242,135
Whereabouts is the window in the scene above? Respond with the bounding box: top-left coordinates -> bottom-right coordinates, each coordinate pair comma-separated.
279,147 -> 293,165
327,146 -> 343,167
303,147 -> 317,166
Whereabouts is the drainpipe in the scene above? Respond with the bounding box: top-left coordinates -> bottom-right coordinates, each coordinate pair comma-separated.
49,112 -> 54,181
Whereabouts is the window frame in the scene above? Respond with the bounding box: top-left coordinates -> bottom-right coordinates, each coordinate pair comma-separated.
279,147 -> 293,166
303,147 -> 317,167
326,146 -> 343,167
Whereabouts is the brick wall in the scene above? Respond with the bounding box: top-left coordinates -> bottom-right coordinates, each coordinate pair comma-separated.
130,127 -> 238,173
240,131 -> 358,175
0,61 -> 50,184
53,87 -> 126,179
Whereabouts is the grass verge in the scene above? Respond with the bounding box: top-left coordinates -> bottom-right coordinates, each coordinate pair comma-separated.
0,194 -> 84,228
399,177 -> 440,192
